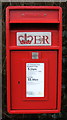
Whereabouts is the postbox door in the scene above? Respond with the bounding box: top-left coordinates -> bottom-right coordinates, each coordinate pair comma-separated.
10,50 -> 57,110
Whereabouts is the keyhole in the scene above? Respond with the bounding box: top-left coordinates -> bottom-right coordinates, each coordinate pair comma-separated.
18,81 -> 20,84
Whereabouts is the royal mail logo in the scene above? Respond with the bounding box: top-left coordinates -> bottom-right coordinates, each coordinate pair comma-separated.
17,32 -> 51,46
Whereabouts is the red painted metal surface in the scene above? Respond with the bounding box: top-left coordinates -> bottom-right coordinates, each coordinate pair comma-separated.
6,6 -> 62,114
10,9 -> 59,23
11,51 -> 57,109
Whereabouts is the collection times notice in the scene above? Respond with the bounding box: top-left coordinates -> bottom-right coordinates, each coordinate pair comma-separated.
26,63 -> 44,97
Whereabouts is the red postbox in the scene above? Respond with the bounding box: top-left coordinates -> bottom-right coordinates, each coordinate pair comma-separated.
6,6 -> 62,114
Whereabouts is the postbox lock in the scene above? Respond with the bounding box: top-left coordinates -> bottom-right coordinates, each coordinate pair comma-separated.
32,52 -> 38,59
44,14 -> 47,16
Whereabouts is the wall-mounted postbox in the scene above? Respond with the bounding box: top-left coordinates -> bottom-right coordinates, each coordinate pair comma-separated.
6,6 -> 62,114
